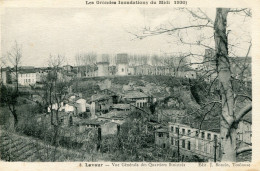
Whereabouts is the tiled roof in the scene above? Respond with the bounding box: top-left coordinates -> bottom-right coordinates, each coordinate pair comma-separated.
18,68 -> 36,74
99,111 -> 128,119
112,104 -> 130,110
77,119 -> 106,125
155,127 -> 168,133
124,90 -> 149,99
91,94 -> 111,102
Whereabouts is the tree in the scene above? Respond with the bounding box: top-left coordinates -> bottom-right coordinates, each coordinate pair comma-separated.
131,8 -> 252,161
0,41 -> 22,128
0,85 -> 19,127
214,8 -> 252,161
42,54 -> 71,161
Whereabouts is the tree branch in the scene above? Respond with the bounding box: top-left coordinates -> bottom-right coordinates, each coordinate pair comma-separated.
236,146 -> 252,155
235,103 -> 252,123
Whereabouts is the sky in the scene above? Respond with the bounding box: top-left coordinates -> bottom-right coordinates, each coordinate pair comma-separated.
1,8 -> 251,67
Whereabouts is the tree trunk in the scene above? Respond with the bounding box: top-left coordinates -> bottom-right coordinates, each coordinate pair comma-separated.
8,104 -> 18,128
214,8 -> 236,161
52,125 -> 59,161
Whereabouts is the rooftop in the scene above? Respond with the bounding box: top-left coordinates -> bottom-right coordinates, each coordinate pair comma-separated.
99,110 -> 129,119
124,90 -> 149,99
91,94 -> 111,102
112,104 -> 131,110
77,118 -> 107,125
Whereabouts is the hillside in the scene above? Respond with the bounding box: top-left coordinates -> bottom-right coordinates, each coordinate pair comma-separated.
0,131 -> 106,162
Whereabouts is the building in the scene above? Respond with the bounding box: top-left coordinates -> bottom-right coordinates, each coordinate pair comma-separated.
75,99 -> 87,113
47,102 -> 64,113
35,67 -> 52,83
0,68 -> 7,85
237,111 -> 252,149
123,90 -> 150,108
90,94 -> 114,114
157,109 -> 186,123
98,110 -> 128,125
18,69 -> 37,86
112,104 -> 130,111
116,53 -> 129,76
108,66 -> 117,76
63,65 -> 73,73
97,54 -> 110,77
85,65 -> 98,77
155,127 -> 170,148
76,119 -> 120,136
203,48 -> 251,82
155,110 -> 252,161
168,122 -> 221,161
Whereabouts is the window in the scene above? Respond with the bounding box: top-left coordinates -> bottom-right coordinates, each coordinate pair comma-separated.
214,135 -> 218,140
171,137 -> 174,145
182,128 -> 185,135
182,140 -> 185,148
188,130 -> 191,136
201,132 -> 205,139
187,141 -> 191,150
196,131 -> 199,137
122,68 -> 124,72
175,127 -> 179,134
207,144 -> 211,154
207,133 -> 211,140
171,126 -> 174,132
158,132 -> 163,137
195,139 -> 199,150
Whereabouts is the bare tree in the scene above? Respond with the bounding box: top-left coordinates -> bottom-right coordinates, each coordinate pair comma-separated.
0,41 -> 22,128
130,8 -> 252,161
43,54 -> 71,161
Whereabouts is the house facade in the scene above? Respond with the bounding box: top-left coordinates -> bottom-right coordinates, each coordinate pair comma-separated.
116,53 -> 129,76
168,122 -> 221,161
18,71 -> 37,86
123,90 -> 150,108
0,68 -> 7,85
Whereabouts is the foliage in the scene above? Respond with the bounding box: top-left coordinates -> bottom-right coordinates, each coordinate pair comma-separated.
0,85 -> 19,107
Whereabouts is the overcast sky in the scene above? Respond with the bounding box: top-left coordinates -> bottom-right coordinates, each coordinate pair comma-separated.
1,8 -> 251,67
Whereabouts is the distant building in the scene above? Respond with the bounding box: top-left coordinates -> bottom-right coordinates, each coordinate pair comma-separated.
35,67 -> 50,82
85,65 -> 98,77
203,48 -> 251,82
112,104 -> 131,111
0,68 -> 7,85
98,110 -> 128,125
97,54 -> 110,77
90,94 -> 114,114
123,90 -> 150,108
75,99 -> 87,113
157,109 -> 186,123
63,65 -> 73,73
116,53 -> 129,76
18,69 -> 37,86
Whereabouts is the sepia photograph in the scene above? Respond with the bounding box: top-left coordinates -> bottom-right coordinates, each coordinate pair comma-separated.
0,6 -> 253,164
